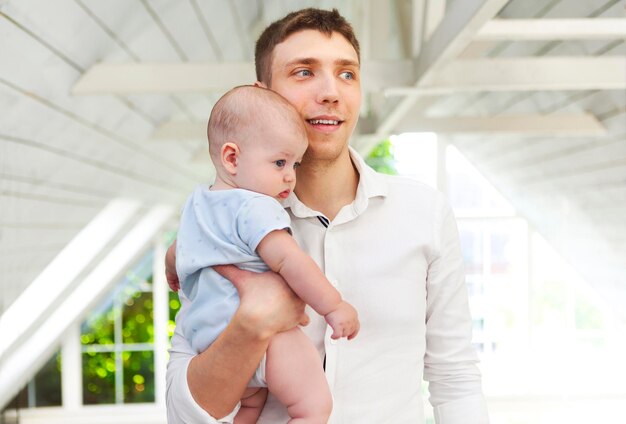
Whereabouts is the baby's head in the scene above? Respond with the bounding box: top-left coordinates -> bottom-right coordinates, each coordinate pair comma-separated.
208,85 -> 308,200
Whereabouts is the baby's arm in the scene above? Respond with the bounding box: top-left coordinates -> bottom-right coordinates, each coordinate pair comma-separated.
257,230 -> 359,340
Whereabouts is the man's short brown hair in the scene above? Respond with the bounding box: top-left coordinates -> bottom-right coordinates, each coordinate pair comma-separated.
255,8 -> 360,85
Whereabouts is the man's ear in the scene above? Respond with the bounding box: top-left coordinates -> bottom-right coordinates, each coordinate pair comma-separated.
221,142 -> 240,175
254,81 -> 268,89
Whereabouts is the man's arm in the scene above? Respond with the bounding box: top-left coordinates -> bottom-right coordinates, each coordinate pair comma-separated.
165,241 -> 308,418
423,197 -> 489,423
188,267 -> 308,417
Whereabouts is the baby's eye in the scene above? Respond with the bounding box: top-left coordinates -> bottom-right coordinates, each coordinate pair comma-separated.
274,160 -> 286,168
294,162 -> 301,169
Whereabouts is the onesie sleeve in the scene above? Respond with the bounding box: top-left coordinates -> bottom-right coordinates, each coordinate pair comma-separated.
236,195 -> 292,252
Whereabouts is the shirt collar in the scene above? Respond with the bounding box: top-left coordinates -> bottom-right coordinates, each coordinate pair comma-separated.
282,146 -> 388,219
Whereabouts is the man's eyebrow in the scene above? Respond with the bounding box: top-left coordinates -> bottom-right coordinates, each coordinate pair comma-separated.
283,57 -> 360,68
336,59 -> 360,68
283,57 -> 319,68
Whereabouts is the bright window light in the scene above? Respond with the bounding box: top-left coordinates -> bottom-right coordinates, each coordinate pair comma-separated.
390,132 -> 438,188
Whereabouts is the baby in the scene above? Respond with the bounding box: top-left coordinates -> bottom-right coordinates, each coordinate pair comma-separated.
176,85 -> 360,423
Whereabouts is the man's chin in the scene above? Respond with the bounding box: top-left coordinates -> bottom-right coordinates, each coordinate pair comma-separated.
303,141 -> 349,163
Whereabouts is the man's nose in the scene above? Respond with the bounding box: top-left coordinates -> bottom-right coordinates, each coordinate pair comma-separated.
316,73 -> 339,104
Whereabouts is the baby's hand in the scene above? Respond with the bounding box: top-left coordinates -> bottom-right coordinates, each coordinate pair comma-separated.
324,301 -> 360,340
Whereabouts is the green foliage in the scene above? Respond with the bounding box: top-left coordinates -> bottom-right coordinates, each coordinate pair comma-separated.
123,351 -> 155,403
575,294 -> 604,330
169,291 -> 181,339
122,291 -> 154,344
365,139 -> 398,175
82,352 -> 116,405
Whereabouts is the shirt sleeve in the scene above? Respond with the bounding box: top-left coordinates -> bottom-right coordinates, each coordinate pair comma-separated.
236,195 -> 292,252
423,193 -> 490,424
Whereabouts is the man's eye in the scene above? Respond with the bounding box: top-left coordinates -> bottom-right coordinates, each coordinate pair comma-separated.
340,71 -> 354,80
295,69 -> 312,77
294,162 -> 301,169
275,160 -> 286,167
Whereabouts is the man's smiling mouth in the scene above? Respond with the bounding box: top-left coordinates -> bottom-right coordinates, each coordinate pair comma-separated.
308,119 -> 340,125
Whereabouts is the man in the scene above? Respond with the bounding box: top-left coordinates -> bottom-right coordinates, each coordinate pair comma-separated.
166,8 -> 489,424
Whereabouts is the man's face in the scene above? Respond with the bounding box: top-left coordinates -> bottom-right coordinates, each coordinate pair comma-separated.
265,30 -> 361,163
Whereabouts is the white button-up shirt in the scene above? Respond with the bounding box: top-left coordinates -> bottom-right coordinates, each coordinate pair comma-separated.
168,148 -> 489,423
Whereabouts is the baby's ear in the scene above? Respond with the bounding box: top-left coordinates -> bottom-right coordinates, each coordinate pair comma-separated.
221,142 -> 239,175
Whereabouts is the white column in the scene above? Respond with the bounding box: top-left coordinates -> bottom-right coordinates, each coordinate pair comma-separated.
61,324 -> 82,410
152,234 -> 169,406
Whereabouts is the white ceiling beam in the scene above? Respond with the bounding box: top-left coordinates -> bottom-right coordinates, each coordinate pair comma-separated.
476,18 -> 626,41
363,59 -> 414,90
0,204 -> 173,410
411,0 -> 427,57
368,0 -> 391,60
385,57 -> 626,94
393,113 -> 607,136
154,112 -> 606,142
153,121 -> 207,140
71,61 -> 414,94
423,0 -> 446,41
371,0 -> 510,152
72,63 -> 255,94
0,199 -> 140,361
457,40 -> 497,59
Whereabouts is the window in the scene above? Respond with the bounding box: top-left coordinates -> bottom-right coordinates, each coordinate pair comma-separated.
81,253 -> 156,404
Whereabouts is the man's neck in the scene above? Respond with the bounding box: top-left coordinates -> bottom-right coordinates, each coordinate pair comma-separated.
294,150 -> 359,221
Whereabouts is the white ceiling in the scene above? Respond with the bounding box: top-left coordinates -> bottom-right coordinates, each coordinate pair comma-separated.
0,0 -> 625,319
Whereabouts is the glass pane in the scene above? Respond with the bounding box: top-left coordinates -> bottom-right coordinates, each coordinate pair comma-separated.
81,302 -> 115,346
575,293 -> 604,330
365,139 -> 398,175
391,132 -> 438,188
459,227 -> 483,274
489,231 -> 514,274
122,291 -> 154,344
123,351 -> 155,403
446,145 -> 514,216
34,352 -> 62,406
83,351 -> 116,405
6,351 -> 62,409
168,290 -> 181,339
7,390 -> 27,409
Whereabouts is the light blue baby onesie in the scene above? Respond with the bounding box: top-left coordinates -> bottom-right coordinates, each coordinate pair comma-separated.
176,186 -> 291,353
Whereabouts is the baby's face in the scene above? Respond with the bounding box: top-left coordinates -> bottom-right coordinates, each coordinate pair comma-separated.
235,121 -> 308,201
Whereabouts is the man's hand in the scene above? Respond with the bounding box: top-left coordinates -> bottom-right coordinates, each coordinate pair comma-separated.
213,265 -> 309,340
165,240 -> 179,292
325,300 -> 360,340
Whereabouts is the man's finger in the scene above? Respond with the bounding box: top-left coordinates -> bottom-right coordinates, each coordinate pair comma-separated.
212,264 -> 245,287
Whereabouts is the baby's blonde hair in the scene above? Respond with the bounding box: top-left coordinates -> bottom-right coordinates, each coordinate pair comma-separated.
207,85 -> 306,164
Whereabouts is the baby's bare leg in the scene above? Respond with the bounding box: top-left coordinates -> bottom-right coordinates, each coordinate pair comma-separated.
266,328 -> 332,423
234,388 -> 268,424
